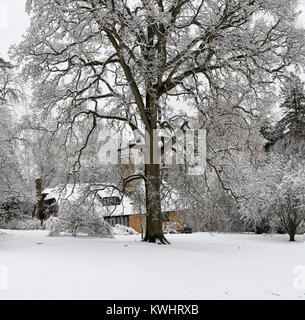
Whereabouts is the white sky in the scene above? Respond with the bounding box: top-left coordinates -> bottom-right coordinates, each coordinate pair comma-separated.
0,0 -> 29,59
0,0 -> 305,59
1,0 -> 305,118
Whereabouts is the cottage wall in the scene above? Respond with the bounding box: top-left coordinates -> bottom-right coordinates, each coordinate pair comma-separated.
168,211 -> 184,233
129,211 -> 184,234
129,214 -> 146,234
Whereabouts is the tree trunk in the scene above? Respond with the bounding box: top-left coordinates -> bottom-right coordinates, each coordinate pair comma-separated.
289,232 -> 295,242
143,163 -> 169,244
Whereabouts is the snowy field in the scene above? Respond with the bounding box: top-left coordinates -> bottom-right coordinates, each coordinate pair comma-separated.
1,230 -> 305,300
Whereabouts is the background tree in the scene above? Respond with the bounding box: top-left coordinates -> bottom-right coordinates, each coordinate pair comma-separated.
262,74 -> 305,154
278,74 -> 305,137
0,58 -> 22,105
14,0 -> 305,243
0,57 -> 30,224
250,75 -> 305,239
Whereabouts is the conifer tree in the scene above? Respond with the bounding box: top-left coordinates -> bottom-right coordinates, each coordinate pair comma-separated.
277,74 -> 305,138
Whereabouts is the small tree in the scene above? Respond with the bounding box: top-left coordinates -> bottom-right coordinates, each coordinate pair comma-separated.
240,156 -> 305,241
271,172 -> 305,241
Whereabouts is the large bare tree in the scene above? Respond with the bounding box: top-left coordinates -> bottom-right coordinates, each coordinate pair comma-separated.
14,0 -> 305,243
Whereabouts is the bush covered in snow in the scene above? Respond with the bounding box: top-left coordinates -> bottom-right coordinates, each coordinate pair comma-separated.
48,199 -> 113,238
0,218 -> 42,230
163,222 -> 180,234
113,224 -> 138,235
0,200 -> 35,228
44,216 -> 59,230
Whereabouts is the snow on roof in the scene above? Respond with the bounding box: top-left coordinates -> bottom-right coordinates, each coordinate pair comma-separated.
42,188 -> 57,195
42,183 -> 185,217
42,183 -> 136,216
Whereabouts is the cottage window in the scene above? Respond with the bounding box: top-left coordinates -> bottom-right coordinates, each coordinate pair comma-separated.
105,216 -> 129,227
101,196 -> 121,206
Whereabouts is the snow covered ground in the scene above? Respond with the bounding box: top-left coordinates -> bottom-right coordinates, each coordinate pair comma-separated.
0,230 -> 305,300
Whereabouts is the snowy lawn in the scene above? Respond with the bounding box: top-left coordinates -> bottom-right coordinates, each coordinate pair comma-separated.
0,230 -> 305,300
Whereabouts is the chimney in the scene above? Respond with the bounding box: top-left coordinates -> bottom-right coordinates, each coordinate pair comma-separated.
35,178 -> 44,222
